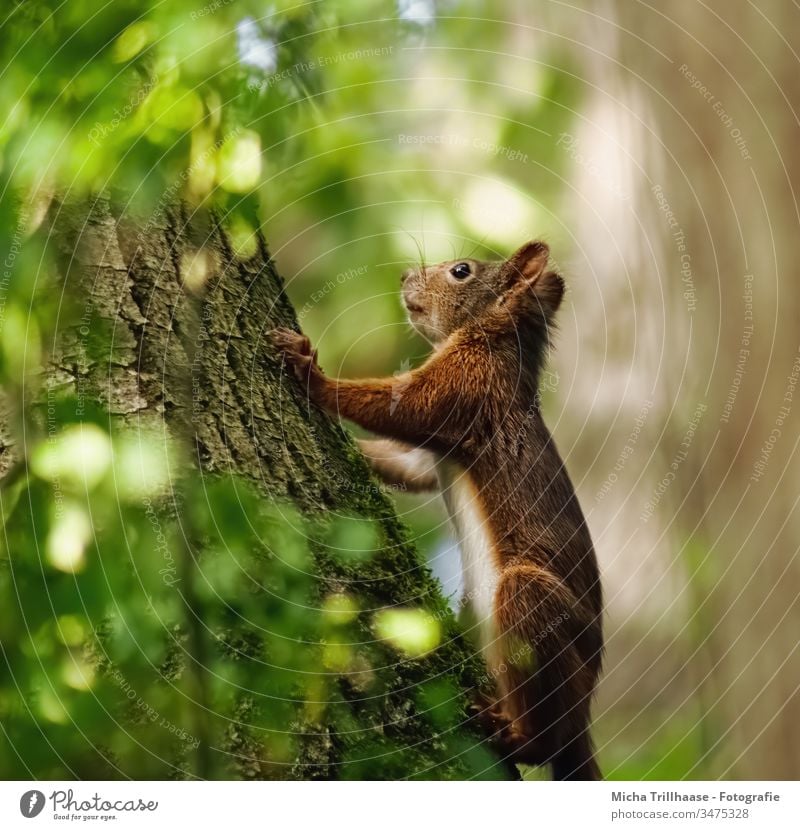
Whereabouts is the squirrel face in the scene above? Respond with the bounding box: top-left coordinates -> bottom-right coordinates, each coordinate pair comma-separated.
401,257 -> 506,342
401,242 -> 563,344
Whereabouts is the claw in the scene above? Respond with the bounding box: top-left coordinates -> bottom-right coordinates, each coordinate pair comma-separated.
472,697 -> 549,766
270,327 -> 324,394
470,695 -> 511,737
271,327 -> 308,353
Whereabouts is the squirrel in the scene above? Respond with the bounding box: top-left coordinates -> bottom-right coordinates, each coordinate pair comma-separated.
271,241 -> 603,780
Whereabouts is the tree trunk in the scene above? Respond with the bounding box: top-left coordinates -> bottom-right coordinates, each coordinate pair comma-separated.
35,195 -> 508,780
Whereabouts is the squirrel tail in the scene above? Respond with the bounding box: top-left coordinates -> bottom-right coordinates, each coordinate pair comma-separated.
550,730 -> 602,780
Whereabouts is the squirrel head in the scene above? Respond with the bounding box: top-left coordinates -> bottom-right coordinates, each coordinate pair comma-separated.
400,241 -> 564,344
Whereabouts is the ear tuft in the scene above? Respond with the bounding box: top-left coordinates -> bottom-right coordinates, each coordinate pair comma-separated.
504,240 -> 550,286
534,270 -> 565,319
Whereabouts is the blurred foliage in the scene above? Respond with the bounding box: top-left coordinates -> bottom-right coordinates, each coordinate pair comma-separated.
0,406 -> 506,778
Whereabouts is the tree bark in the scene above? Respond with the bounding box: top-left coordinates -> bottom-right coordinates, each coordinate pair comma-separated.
35,195 -> 509,780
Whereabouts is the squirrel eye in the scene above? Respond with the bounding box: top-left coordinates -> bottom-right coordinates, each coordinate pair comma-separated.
450,262 -> 471,280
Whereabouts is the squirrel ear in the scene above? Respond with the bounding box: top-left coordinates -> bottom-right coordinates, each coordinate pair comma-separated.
504,241 -> 564,318
504,241 -> 550,286
532,269 -> 565,319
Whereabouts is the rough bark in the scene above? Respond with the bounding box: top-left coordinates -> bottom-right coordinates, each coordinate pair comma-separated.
35,195 -> 509,780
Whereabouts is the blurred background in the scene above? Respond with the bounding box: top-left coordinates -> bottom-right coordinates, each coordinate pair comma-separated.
1,0 -> 798,779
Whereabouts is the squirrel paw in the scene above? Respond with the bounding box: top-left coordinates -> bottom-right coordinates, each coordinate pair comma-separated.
470,696 -> 548,765
271,327 -> 323,388
469,695 -> 510,735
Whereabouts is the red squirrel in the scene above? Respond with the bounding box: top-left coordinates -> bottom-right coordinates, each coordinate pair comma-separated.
272,242 -> 603,780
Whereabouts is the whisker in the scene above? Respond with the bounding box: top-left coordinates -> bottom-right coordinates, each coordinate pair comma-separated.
389,225 -> 425,273
419,210 -> 427,271
408,231 -> 424,272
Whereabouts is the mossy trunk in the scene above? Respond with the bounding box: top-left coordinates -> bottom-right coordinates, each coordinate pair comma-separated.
38,195 -> 510,780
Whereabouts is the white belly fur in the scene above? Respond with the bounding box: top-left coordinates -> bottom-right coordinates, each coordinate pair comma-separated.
437,460 -> 499,654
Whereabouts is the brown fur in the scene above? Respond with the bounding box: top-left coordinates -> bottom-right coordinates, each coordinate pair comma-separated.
271,241 -> 603,779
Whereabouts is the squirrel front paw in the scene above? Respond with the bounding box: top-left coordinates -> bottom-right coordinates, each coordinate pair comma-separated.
270,327 -> 325,397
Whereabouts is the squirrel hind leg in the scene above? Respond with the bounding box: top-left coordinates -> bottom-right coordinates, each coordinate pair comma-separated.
493,564 -> 603,780
470,688 -> 550,768
472,669 -> 600,778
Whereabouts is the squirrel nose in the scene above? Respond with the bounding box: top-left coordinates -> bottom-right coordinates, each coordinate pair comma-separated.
401,267 -> 415,284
